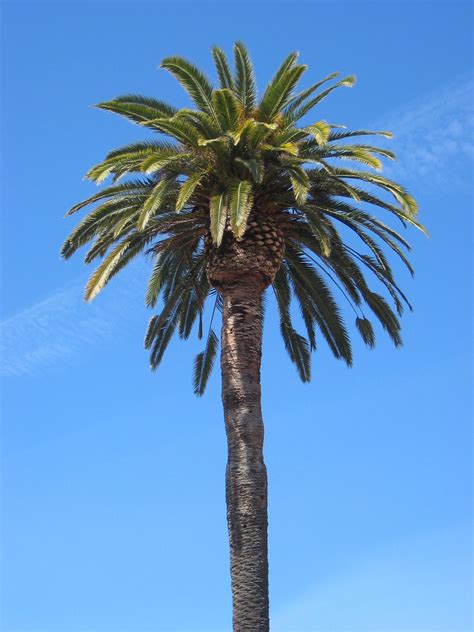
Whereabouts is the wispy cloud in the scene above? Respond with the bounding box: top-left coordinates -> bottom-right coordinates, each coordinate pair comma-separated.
374,75 -> 473,190
1,77 -> 472,378
0,265 -> 147,377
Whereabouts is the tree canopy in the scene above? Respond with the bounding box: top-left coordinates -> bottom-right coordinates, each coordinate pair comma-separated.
62,42 -> 425,394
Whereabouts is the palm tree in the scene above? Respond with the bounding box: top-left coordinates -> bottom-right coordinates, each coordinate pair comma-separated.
62,42 -> 424,631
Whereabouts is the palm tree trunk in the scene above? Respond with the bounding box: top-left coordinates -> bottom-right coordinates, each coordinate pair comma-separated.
220,275 -> 269,631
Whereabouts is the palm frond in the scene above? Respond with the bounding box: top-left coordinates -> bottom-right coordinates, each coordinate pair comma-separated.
193,307 -> 219,396
212,46 -> 234,90
235,157 -> 264,183
141,116 -> 201,147
212,88 -> 242,132
137,178 -> 176,230
96,94 -> 177,124
355,317 -> 375,348
229,179 -> 253,238
65,180 -> 150,216
234,41 -> 256,113
258,53 -> 306,122
288,75 -> 356,123
285,245 -> 353,365
284,71 -> 340,118
210,190 -> 228,246
328,129 -> 393,142
176,171 -> 207,211
273,267 -> 311,381
160,56 -> 215,115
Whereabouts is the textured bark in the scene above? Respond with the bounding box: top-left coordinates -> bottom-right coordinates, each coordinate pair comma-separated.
206,210 -> 284,630
206,213 -> 284,291
220,274 -> 269,631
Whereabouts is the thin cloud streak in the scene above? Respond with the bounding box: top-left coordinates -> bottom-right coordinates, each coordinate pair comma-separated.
1,265 -> 146,377
375,75 -> 473,190
1,77 -> 472,377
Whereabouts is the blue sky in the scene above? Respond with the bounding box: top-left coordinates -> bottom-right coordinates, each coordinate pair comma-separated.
1,1 -> 472,631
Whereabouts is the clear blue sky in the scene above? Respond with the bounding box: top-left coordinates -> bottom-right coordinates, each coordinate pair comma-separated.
1,2 -> 472,631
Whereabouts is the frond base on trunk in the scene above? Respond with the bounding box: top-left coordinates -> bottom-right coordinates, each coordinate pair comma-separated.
206,214 -> 284,290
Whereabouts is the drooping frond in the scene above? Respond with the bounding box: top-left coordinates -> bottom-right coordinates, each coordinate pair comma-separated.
285,245 -> 353,366
193,298 -> 219,395
65,179 -> 151,216
96,94 -> 177,124
137,178 -> 176,230
176,170 -> 207,211
273,266 -> 311,381
193,329 -> 218,395
355,317 -> 375,348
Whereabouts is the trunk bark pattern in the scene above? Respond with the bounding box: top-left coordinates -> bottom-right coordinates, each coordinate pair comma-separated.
207,211 -> 284,630
221,276 -> 269,631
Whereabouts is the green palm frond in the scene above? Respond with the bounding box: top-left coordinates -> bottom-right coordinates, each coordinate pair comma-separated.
96,94 -> 177,123
235,157 -> 264,183
329,167 -> 418,215
160,56 -> 215,116
285,245 -> 353,365
146,252 -> 168,308
176,171 -> 207,211
233,41 -> 256,114
194,325 -> 219,396
86,146 -> 185,184
212,89 -> 242,132
258,53 -> 306,122
65,179 -> 150,216
362,291 -> 402,346
84,240 -> 131,301
210,190 -> 228,246
355,317 -> 375,348
212,46 -> 234,90
229,179 -> 253,238
137,178 -> 176,230
61,198 -> 142,258
173,108 -> 221,140
305,120 -> 331,145
287,75 -> 356,124
141,116 -> 201,147
273,266 -> 311,381
105,140 -> 178,159
287,165 -> 310,206
284,71 -> 340,118
328,129 -> 393,141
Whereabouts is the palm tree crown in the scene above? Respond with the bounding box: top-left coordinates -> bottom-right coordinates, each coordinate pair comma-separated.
62,42 -> 424,394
